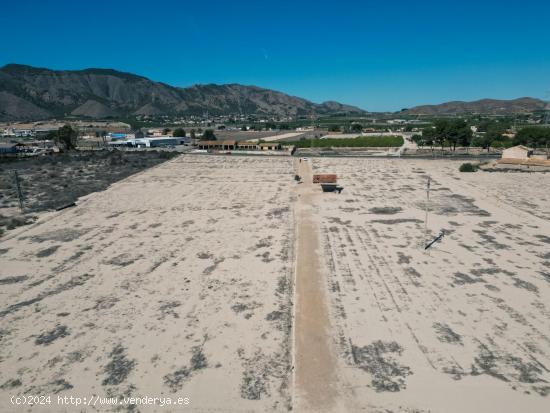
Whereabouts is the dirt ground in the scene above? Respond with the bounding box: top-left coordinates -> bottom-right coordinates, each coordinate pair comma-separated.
311,158 -> 550,412
0,151 -> 178,235
0,155 -> 549,412
0,155 -> 295,412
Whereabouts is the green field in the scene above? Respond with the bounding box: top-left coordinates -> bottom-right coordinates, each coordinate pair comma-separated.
287,135 -> 404,148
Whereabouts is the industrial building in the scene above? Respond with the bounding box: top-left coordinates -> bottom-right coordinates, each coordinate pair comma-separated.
197,140 -> 284,151
108,136 -> 184,148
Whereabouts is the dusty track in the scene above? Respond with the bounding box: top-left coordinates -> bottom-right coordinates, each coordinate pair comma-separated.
293,159 -> 344,412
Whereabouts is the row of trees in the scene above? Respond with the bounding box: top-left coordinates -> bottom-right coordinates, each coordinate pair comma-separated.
412,119 -> 472,151
173,128 -> 216,140
514,127 -> 550,148
413,119 -> 550,151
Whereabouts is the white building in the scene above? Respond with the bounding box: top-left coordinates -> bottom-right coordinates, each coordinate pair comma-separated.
108,136 -> 186,148
502,145 -> 533,160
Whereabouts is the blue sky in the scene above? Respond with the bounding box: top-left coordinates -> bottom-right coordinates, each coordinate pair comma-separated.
1,0 -> 549,111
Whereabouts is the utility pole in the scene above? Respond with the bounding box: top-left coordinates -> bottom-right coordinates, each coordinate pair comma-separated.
424,176 -> 430,249
13,170 -> 24,212
310,109 -> 315,150
545,92 -> 550,126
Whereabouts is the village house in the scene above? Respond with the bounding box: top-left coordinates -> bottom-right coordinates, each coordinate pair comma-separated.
498,144 -> 550,168
501,145 -> 533,160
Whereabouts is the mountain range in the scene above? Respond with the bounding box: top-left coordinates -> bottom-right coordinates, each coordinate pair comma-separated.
402,97 -> 547,116
0,64 -> 547,121
0,64 -> 364,121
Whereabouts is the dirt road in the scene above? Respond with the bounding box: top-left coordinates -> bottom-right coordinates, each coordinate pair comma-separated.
293,159 -> 348,412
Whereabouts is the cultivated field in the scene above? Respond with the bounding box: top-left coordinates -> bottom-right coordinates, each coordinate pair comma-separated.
0,155 -> 549,412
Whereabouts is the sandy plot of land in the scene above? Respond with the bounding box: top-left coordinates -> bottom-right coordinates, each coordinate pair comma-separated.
311,158 -> 550,412
0,155 -> 295,412
446,166 -> 550,221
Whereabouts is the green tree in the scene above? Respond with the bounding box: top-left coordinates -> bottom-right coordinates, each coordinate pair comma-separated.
328,125 -> 341,132
455,120 -> 473,150
201,129 -> 216,140
173,128 -> 186,137
513,127 -> 550,148
433,119 -> 471,151
411,134 -> 424,147
471,135 -> 492,150
190,129 -> 196,139
433,120 -> 449,150
56,124 -> 77,150
421,127 -> 436,150
350,123 -> 363,133
474,120 -> 511,151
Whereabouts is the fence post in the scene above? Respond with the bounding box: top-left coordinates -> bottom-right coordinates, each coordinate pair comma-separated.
13,170 -> 24,212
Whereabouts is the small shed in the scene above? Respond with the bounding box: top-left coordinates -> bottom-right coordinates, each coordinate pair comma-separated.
502,145 -> 533,160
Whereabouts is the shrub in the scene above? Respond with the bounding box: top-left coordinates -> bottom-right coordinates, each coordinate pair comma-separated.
459,163 -> 478,172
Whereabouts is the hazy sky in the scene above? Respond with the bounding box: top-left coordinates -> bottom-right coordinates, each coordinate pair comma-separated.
2,0 -> 549,111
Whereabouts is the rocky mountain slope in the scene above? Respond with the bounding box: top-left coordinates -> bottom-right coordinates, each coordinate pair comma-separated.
403,97 -> 547,115
0,64 -> 365,121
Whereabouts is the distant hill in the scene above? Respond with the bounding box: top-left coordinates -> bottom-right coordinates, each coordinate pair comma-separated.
0,64 -> 366,121
402,97 -> 547,115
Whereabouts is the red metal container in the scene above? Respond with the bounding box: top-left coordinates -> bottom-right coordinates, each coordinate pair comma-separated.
313,174 -> 337,184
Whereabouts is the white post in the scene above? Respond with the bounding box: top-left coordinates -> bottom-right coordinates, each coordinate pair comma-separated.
424,176 -> 430,249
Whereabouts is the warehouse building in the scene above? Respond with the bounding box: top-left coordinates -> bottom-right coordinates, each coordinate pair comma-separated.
108,136 -> 181,148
